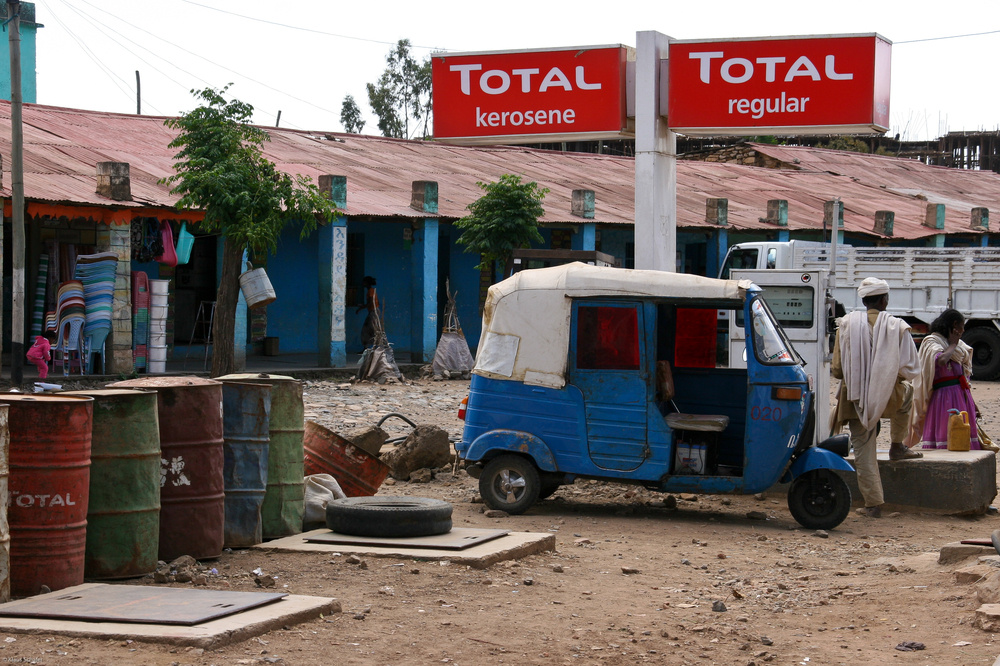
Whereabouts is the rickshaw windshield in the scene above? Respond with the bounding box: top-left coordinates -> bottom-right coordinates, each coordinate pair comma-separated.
748,295 -> 801,365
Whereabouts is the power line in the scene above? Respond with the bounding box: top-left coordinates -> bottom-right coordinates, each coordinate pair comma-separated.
895,29 -> 1000,44
177,0 -> 446,52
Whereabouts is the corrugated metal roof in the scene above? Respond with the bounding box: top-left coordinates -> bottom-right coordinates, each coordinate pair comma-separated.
0,100 -> 998,241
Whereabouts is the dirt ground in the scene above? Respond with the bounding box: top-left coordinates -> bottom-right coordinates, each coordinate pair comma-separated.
3,377 -> 1000,665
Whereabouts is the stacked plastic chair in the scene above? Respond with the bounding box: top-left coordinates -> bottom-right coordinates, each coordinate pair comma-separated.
73,252 -> 118,374
132,271 -> 150,371
53,280 -> 86,376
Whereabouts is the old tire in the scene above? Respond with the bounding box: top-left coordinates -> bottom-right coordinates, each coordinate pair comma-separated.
787,469 -> 851,530
479,454 -> 540,514
325,497 -> 452,537
964,326 -> 1000,381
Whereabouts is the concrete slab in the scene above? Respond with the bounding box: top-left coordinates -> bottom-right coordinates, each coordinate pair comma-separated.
258,529 -> 556,569
769,449 -> 997,514
0,583 -> 337,649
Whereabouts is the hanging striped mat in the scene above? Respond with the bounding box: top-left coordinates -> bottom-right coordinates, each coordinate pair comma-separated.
30,254 -> 50,338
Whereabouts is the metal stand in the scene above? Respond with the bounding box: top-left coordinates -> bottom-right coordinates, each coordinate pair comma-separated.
184,301 -> 215,370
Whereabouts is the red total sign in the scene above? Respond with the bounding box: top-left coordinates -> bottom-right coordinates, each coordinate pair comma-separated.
668,34 -> 891,135
432,46 -> 630,144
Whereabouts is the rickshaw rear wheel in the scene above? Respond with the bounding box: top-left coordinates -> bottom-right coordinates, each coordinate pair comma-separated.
788,469 -> 851,530
480,454 -> 540,514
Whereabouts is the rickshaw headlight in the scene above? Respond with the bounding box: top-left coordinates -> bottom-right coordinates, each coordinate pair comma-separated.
772,386 -> 803,401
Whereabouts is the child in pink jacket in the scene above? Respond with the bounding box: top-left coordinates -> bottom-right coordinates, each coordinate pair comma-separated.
26,332 -> 53,379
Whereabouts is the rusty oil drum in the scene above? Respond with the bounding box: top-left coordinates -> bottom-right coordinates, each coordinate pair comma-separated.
216,374 -> 304,538
0,394 -> 92,597
109,376 -> 224,561
64,389 -> 160,579
303,420 -> 390,496
220,381 -> 271,548
0,404 -> 10,603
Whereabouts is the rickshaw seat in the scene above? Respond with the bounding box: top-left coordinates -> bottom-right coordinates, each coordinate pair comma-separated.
657,360 -> 730,433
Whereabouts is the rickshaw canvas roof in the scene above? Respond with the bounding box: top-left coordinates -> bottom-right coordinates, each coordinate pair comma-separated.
474,263 -> 750,388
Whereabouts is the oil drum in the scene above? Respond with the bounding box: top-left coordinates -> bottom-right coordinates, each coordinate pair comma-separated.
304,420 -> 390,496
0,394 -> 92,597
216,373 -> 304,537
220,381 -> 271,548
0,404 -> 10,602
109,376 -> 224,561
64,389 -> 160,578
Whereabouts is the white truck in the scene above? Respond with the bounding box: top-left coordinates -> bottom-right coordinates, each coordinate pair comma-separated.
720,240 -> 1000,380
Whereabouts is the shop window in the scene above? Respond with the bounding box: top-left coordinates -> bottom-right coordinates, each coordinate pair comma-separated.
576,306 -> 639,370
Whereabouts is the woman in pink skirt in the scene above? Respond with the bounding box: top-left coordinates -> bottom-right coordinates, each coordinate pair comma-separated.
908,309 -> 980,450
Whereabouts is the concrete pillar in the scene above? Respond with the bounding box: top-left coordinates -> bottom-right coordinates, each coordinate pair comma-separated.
572,189 -> 595,219
824,200 -> 845,245
923,203 -> 945,230
764,199 -> 788,226
874,210 -> 894,236
96,162 -> 132,201
706,198 -> 728,278
105,210 -> 133,374
318,175 -> 347,367
410,181 -> 439,363
634,31 -> 676,272
574,223 -> 597,251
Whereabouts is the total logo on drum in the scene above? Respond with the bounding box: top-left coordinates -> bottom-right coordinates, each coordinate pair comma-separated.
9,490 -> 77,508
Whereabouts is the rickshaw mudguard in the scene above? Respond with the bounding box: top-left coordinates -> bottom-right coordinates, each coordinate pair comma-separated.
464,429 -> 558,472
781,447 -> 855,484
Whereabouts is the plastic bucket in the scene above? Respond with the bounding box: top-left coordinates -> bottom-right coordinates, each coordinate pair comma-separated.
303,420 -> 389,496
150,305 -> 168,321
151,294 -> 169,308
147,360 -> 166,374
149,346 -> 168,362
150,279 -> 169,296
239,265 -> 276,310
64,390 -> 160,579
150,332 -> 167,347
109,377 -> 224,561
0,394 -> 93,596
221,382 -> 271,548
150,319 -> 168,334
216,374 -> 303,538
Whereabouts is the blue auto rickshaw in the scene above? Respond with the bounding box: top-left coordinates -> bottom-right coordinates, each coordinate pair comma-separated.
457,263 -> 854,530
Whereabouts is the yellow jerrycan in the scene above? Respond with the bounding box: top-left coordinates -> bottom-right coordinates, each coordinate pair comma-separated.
947,409 -> 971,452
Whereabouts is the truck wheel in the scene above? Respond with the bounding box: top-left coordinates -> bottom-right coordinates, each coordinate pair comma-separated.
326,497 -> 452,537
787,469 -> 851,530
479,455 -> 540,514
964,327 -> 1000,380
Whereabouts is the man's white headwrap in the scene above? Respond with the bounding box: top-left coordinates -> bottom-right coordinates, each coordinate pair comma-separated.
857,277 -> 889,299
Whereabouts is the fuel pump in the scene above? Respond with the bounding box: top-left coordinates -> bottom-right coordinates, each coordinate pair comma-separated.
729,269 -> 833,444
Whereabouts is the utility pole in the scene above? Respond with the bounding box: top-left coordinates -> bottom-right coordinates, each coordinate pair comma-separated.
135,70 -> 141,114
7,0 -> 25,384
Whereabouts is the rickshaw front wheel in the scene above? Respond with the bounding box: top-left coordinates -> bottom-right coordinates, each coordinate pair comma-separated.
480,454 -> 541,514
788,469 -> 852,530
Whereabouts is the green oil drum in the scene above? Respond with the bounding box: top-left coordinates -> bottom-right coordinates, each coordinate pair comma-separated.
65,389 -> 160,579
217,373 -> 304,537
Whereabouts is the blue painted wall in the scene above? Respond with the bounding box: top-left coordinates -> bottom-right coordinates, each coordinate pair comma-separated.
0,3 -> 40,103
265,225 -> 319,353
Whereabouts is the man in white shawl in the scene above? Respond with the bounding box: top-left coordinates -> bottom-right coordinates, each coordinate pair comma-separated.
831,277 -> 920,518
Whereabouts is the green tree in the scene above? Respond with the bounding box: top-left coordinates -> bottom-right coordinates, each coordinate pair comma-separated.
366,39 -> 432,139
455,174 -> 548,281
340,94 -> 366,133
163,85 -> 338,377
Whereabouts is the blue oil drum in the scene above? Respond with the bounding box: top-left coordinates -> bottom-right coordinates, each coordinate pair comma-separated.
221,381 -> 271,548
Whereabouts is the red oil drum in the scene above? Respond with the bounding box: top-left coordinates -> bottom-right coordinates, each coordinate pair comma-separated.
303,420 -> 390,496
64,389 -> 160,579
0,394 -> 93,597
110,376 -> 224,561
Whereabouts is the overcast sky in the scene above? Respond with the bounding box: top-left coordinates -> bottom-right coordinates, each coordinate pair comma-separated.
30,0 -> 999,143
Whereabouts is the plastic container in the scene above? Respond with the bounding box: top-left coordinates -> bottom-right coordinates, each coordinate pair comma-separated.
150,279 -> 170,296
150,319 -> 168,334
239,264 -> 276,309
149,346 -> 168,362
150,305 -> 168,321
948,409 -> 971,451
303,420 -> 389,496
150,294 -> 169,308
150,332 -> 167,347
147,360 -> 166,374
